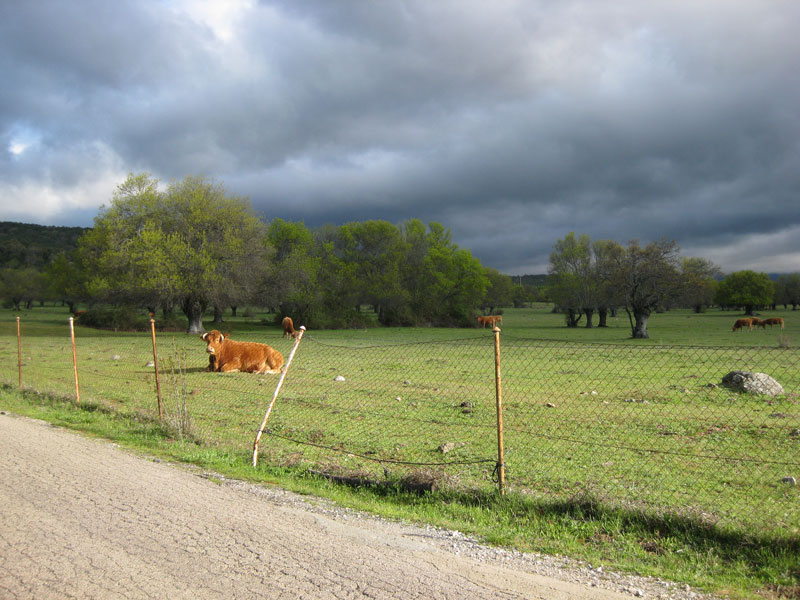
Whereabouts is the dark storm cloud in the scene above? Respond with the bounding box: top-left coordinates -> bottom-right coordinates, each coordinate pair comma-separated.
2,0 -> 799,273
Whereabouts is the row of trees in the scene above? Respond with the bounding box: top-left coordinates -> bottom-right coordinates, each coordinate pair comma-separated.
16,173 -> 533,332
547,232 -> 799,339
4,174 -> 797,337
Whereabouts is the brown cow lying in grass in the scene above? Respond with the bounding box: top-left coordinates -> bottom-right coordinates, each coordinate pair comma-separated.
762,317 -> 785,329
281,316 -> 297,338
732,318 -> 753,332
476,315 -> 503,328
201,330 -> 284,374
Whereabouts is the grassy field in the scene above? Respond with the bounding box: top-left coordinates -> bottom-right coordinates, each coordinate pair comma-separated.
1,303 -> 799,599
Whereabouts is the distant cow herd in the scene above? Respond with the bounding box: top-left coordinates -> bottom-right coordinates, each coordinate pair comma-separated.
732,316 -> 785,332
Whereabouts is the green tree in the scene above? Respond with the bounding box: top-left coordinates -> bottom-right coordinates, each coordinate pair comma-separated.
715,270 -> 775,315
1,267 -> 46,310
339,221 -> 406,324
615,239 -> 682,339
774,273 -> 800,310
45,251 -> 87,314
481,268 -> 514,315
80,173 -> 268,333
547,232 -> 595,327
263,219 -> 320,326
401,220 -> 488,326
592,239 -> 625,327
680,257 -> 722,313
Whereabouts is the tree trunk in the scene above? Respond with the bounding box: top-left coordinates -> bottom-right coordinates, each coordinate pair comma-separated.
182,298 -> 206,334
230,306 -> 238,317
744,305 -> 755,316
583,308 -> 594,328
212,305 -> 224,323
565,308 -> 583,327
597,308 -> 608,327
631,309 -> 650,339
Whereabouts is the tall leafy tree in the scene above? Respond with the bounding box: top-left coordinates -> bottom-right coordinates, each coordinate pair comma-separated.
714,270 -> 775,315
263,219 -> 320,326
79,173 -> 268,333
592,239 -> 625,327
45,251 -> 87,314
401,220 -> 488,326
547,232 -> 595,327
614,239 -> 682,339
339,220 -> 407,324
480,268 -> 514,315
680,257 -> 722,313
1,267 -> 47,310
774,273 -> 800,310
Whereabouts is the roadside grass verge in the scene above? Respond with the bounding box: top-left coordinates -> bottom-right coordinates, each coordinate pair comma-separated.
2,384 -> 798,600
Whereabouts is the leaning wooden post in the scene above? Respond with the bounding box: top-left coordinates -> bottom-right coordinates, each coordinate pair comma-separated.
252,326 -> 306,467
16,316 -> 22,388
69,317 -> 81,404
150,318 -> 164,419
493,325 -> 506,496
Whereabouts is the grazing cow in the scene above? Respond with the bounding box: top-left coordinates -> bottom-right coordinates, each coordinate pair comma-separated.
763,317 -> 786,329
281,316 -> 297,338
201,330 -> 284,374
750,317 -> 765,329
732,318 -> 754,332
477,315 -> 503,328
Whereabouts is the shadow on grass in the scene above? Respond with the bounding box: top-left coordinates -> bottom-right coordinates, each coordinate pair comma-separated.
311,469 -> 799,590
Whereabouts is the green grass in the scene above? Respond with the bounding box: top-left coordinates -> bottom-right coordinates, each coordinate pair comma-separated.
2,304 -> 799,599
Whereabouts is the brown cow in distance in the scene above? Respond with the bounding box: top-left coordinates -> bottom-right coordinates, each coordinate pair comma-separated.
201,330 -> 284,374
732,318 -> 754,332
281,316 -> 297,338
763,317 -> 785,329
477,315 -> 503,328
750,317 -> 765,329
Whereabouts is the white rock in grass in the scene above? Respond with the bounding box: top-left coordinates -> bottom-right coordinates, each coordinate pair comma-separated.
334,375 -> 345,382
145,361 -> 155,367
112,355 -> 121,361
722,371 -> 784,396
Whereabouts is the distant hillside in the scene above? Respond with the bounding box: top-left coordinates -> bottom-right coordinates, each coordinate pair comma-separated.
0,221 -> 88,268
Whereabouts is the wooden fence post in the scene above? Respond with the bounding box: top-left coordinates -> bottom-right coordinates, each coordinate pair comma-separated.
252,326 -> 306,467
150,319 -> 163,419
16,316 -> 22,388
493,325 -> 506,495
69,317 -> 80,404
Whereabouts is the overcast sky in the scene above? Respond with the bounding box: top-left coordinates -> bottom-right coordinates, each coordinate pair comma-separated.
2,1 -> 799,274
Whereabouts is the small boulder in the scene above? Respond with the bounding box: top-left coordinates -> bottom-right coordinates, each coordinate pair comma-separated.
438,442 -> 465,454
334,375 -> 345,382
721,371 -> 784,397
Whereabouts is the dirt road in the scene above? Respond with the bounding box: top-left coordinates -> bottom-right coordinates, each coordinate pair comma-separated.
0,413 -> 698,599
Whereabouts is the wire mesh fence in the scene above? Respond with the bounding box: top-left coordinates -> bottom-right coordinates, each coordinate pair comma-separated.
1,317 -> 798,538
